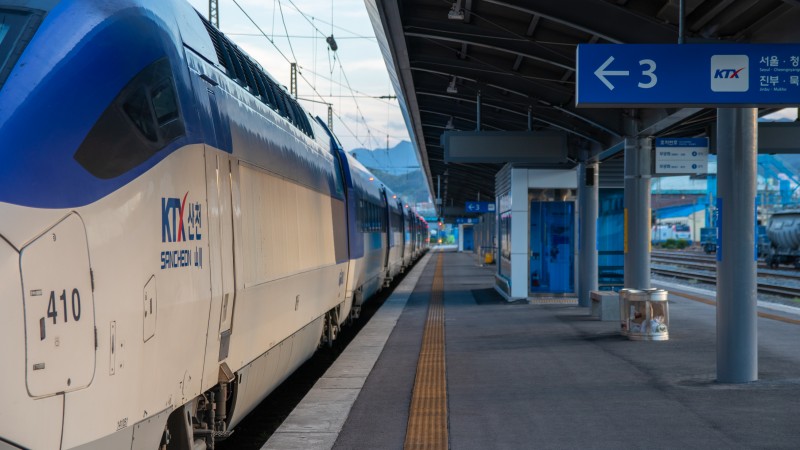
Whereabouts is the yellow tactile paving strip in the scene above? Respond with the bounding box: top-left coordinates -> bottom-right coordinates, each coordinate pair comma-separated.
404,253 -> 448,450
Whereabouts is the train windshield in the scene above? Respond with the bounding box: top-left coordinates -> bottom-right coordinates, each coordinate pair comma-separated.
0,8 -> 42,91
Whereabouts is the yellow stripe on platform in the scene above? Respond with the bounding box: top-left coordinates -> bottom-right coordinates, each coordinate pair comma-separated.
404,253 -> 448,450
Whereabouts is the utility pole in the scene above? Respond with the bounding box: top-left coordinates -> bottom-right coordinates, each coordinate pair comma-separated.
209,0 -> 219,28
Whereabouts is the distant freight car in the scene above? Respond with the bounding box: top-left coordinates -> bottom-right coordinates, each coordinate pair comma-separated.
765,210 -> 800,268
700,227 -> 717,253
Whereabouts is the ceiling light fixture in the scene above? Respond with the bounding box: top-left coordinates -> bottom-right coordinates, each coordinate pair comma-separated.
446,76 -> 458,94
448,1 -> 465,20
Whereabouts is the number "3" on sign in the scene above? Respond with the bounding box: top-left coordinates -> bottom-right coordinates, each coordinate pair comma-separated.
638,59 -> 657,88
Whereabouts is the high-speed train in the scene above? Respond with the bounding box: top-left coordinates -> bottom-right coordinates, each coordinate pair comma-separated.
0,1 -> 428,449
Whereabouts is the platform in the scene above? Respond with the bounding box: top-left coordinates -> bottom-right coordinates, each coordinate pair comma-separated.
265,248 -> 800,449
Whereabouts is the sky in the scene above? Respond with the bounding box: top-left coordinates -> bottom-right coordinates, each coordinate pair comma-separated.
185,0 -> 410,152
183,0 -> 800,156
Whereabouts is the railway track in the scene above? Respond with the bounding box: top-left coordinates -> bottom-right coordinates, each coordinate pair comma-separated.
650,250 -> 800,298
651,251 -> 800,282
651,266 -> 800,298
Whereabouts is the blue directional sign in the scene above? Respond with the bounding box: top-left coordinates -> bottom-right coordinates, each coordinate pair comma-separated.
456,218 -> 480,224
465,201 -> 496,213
576,44 -> 800,107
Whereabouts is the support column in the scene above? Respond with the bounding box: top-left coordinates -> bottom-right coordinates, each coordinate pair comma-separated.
623,137 -> 652,289
716,108 -> 758,383
578,162 -> 599,307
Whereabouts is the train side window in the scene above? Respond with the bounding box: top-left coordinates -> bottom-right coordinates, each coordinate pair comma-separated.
359,200 -> 364,231
123,87 -> 158,142
277,90 -> 292,119
262,75 -> 279,109
152,81 -> 178,125
281,91 -> 296,123
74,58 -> 185,179
331,155 -> 344,197
151,80 -> 183,141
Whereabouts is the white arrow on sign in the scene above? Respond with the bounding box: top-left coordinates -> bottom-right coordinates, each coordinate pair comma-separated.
594,56 -> 629,91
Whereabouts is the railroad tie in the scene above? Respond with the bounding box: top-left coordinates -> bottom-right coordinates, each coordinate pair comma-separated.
404,253 -> 448,450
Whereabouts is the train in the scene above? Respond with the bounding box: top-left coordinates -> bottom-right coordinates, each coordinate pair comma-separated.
0,1 -> 428,449
650,223 -> 692,245
765,210 -> 800,269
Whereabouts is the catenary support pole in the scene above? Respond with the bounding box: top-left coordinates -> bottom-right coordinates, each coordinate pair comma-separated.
716,108 -> 758,383
624,137 -> 652,289
578,161 -> 599,307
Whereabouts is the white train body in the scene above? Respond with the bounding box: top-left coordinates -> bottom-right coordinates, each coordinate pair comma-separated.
0,1 -> 427,449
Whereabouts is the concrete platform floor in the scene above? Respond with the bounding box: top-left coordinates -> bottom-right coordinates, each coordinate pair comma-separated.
268,249 -> 800,449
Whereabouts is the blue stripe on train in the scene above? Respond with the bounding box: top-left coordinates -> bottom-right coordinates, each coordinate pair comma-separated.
0,3 -> 198,208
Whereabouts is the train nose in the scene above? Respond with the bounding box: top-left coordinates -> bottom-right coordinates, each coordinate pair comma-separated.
0,223 -> 92,449
18,213 -> 97,397
0,235 -> 66,450
0,235 -> 24,386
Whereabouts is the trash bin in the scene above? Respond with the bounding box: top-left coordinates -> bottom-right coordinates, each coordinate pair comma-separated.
619,288 -> 669,341
618,289 -> 642,336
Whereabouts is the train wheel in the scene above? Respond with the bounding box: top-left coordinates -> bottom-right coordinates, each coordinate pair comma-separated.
163,404 -> 194,450
323,310 -> 339,347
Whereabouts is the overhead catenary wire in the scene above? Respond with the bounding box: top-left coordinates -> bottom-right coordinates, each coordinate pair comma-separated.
280,0 -> 388,148
227,0 -> 400,149
282,0 -> 374,40
230,0 -> 294,67
276,0 -> 298,63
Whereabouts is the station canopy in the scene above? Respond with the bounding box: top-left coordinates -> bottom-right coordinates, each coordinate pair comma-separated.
366,0 -> 800,218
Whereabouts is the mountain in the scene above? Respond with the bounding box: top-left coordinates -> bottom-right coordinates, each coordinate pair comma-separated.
348,141 -> 431,204
368,167 -> 431,204
349,141 -> 418,175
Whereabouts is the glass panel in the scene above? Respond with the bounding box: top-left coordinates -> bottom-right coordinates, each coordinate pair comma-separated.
598,189 -> 624,290
499,211 -> 512,279
0,9 -> 35,90
123,87 -> 158,142
151,81 -> 179,126
529,203 -> 542,289
544,202 -> 574,293
530,201 -> 574,294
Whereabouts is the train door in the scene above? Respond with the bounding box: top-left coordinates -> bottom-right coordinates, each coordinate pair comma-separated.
381,190 -> 392,273
198,76 -> 237,375
207,154 -> 236,355
529,201 -> 575,294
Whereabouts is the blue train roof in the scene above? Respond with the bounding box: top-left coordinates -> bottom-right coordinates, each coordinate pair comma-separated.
0,0 -> 338,208
0,0 -> 201,208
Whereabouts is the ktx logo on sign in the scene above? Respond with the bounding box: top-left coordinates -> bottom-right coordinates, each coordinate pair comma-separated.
711,55 -> 749,92
160,192 -> 203,270
162,192 -> 202,243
